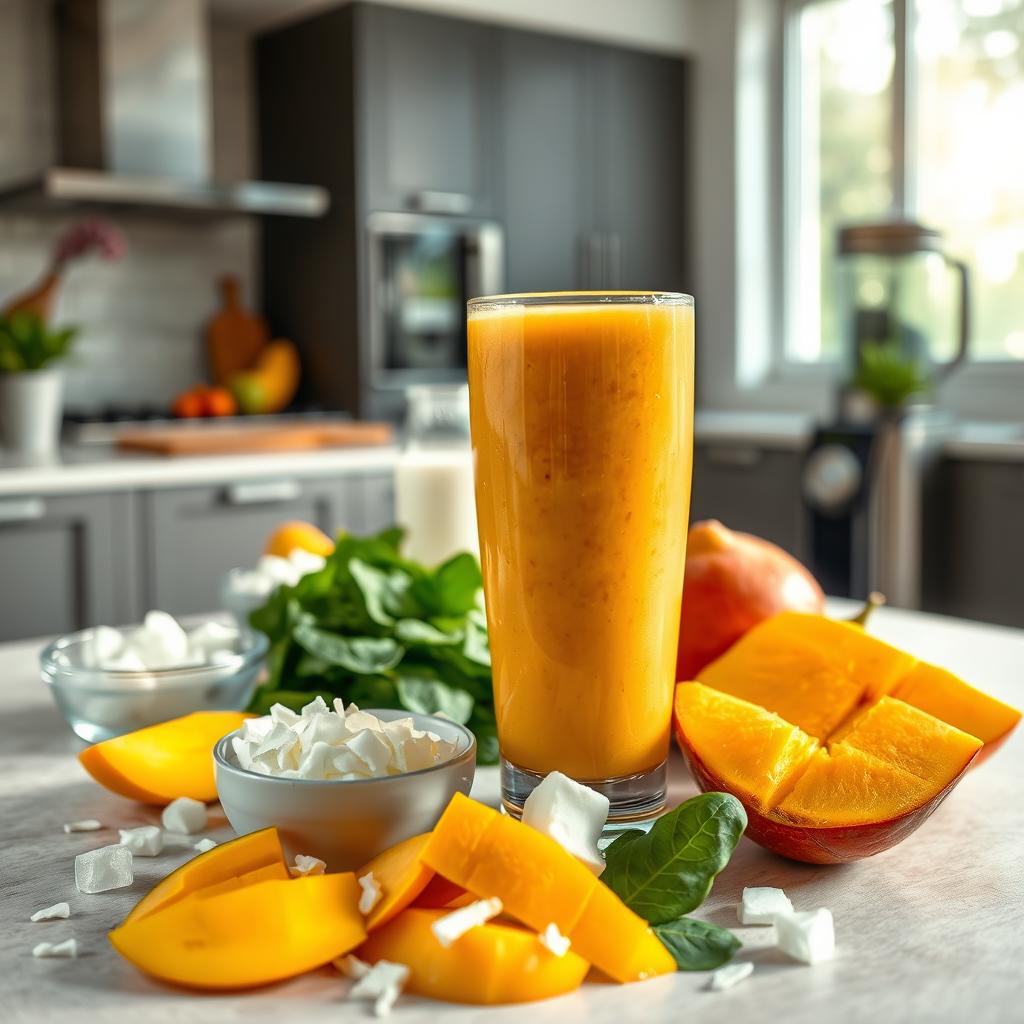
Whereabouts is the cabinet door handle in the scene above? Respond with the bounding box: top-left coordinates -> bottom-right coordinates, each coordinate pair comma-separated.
409,191 -> 472,215
605,232 -> 621,288
0,497 -> 45,523
224,480 -> 302,505
705,446 -> 764,468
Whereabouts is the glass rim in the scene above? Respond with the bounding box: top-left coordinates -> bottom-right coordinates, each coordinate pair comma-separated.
467,290 -> 693,314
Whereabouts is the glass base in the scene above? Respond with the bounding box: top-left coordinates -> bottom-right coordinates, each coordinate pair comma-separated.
500,758 -> 667,824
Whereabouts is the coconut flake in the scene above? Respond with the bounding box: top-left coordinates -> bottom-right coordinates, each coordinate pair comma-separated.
358,872 -> 383,915
32,939 -> 78,959
538,922 -> 571,957
289,854 -> 327,878
708,961 -> 754,991
349,959 -> 410,1017
63,819 -> 102,834
30,903 -> 71,923
430,897 -> 503,948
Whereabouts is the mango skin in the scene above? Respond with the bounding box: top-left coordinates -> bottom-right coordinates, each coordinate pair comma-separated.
358,908 -> 589,1005
110,874 -> 365,990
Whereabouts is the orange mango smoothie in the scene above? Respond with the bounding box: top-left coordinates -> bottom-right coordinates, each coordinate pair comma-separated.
468,294 -> 694,784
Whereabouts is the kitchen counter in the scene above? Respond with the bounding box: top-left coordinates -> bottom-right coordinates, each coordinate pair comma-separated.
0,443 -> 399,497
1,601 -> 1022,1023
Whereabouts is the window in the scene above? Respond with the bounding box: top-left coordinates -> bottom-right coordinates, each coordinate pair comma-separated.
787,0 -> 1024,364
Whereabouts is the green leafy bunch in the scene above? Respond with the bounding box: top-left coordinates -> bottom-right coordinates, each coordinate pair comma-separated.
247,527 -> 498,763
602,792 -> 748,971
0,311 -> 77,373
853,340 -> 931,410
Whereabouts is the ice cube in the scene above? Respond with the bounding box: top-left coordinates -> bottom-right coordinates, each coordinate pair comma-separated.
161,797 -> 207,835
288,548 -> 326,576
739,886 -> 794,925
775,908 -> 835,964
358,872 -> 382,915
32,939 -> 78,959
187,620 -> 239,660
522,771 -> 609,875
194,838 -> 217,853
257,554 -> 300,588
75,844 -> 133,893
538,922 -> 571,957
430,897 -> 503,948
118,825 -> 164,856
30,902 -> 71,922
708,961 -> 754,991
349,959 -> 410,1017
63,819 -> 102,833
83,626 -> 124,668
289,854 -> 326,878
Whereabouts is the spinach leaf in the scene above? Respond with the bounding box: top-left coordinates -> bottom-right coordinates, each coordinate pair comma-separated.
396,674 -> 474,724
350,558 -> 415,626
653,918 -> 741,971
602,792 -> 747,924
294,622 -> 403,674
394,619 -> 462,647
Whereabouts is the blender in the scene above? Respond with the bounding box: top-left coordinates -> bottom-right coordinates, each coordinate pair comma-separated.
802,221 -> 971,608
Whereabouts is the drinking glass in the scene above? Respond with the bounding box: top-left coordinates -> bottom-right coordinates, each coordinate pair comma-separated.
467,292 -> 694,821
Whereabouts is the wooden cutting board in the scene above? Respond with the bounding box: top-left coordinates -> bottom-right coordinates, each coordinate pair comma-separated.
205,275 -> 270,385
117,421 -> 393,456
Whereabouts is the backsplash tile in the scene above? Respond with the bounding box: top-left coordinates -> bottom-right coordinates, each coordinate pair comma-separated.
0,1 -> 259,412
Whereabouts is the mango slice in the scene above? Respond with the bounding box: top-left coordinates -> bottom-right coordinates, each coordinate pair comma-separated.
358,907 -> 589,1005
79,710 -> 251,805
698,612 -> 916,738
892,662 -> 1021,761
421,794 -> 675,983
110,874 -> 365,990
412,874 -> 473,909
357,833 -> 434,930
126,828 -> 287,924
832,696 -> 982,787
674,683 -> 818,809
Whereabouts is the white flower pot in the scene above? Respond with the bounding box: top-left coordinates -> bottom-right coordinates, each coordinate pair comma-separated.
0,368 -> 64,454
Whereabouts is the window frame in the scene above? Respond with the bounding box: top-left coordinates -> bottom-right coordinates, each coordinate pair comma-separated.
716,0 -> 1024,420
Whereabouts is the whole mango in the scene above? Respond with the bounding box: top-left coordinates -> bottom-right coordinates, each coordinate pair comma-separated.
677,520 -> 825,680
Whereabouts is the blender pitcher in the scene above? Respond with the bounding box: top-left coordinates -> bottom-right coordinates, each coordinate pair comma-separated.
837,222 -> 970,408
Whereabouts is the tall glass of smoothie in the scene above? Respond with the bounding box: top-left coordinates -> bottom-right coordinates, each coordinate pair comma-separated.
468,292 -> 694,820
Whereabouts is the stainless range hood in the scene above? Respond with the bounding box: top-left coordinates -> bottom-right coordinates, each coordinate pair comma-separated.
0,0 -> 328,218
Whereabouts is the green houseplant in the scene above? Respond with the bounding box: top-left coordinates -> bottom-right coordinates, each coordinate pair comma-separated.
0,312 -> 78,454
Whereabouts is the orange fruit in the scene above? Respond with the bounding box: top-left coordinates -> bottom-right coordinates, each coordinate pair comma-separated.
264,520 -> 334,559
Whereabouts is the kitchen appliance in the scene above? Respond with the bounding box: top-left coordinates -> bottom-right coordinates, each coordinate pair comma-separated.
366,212 -> 503,397
0,0 -> 327,218
802,222 -> 969,608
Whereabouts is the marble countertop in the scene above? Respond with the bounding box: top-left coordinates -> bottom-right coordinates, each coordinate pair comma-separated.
1,601 -> 1022,1022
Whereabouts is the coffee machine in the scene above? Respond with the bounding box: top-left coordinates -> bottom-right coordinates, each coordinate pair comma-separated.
801,222 -> 970,608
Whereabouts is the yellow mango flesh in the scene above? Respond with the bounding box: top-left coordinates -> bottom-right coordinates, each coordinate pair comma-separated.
358,908 -> 589,1005
776,746 -> 932,827
357,832 -> 434,930
421,794 -> 674,983
698,612 -> 916,738
125,827 -> 286,924
79,710 -> 252,805
412,874 -> 472,909
892,662 -> 1022,750
110,874 -> 365,990
674,683 -> 818,810
571,878 -> 677,982
832,696 -> 982,787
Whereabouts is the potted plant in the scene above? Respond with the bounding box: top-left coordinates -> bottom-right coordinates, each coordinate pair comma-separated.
0,219 -> 124,454
0,313 -> 78,453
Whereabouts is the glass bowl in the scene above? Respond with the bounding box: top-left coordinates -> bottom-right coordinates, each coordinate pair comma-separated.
40,622 -> 269,743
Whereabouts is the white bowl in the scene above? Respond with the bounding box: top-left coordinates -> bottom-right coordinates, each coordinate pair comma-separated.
214,709 -> 476,870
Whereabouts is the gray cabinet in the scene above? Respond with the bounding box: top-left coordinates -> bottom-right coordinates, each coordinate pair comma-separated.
0,492 -> 138,641
690,443 -> 805,559
359,5 -> 498,215
596,49 -> 688,291
141,477 -> 370,617
499,32 -> 688,294
925,459 -> 1024,628
499,31 -> 596,292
